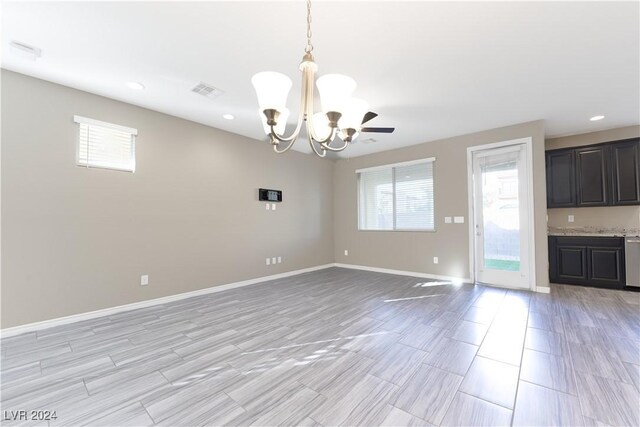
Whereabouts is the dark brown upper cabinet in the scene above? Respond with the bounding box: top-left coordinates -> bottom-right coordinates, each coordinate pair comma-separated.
546,138 -> 640,208
610,138 -> 640,205
576,146 -> 609,206
546,150 -> 576,207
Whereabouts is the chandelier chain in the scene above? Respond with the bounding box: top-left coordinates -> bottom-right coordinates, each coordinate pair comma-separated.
305,0 -> 313,53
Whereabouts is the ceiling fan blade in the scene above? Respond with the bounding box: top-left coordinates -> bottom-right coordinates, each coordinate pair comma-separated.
361,127 -> 395,133
361,111 -> 378,125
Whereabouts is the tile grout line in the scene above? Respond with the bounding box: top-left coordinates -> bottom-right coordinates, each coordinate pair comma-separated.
564,310 -> 592,426
518,379 -> 580,397
140,399 -> 158,425
438,287 -> 504,425
507,292 -> 530,427
457,390 -> 514,411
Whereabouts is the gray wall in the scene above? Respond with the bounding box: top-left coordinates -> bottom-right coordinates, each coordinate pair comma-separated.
2,71 -> 556,329
546,126 -> 640,231
333,121 -> 549,289
1,70 -> 334,328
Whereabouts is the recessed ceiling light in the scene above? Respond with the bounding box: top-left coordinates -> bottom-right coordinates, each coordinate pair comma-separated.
126,82 -> 145,90
223,114 -> 235,120
590,115 -> 605,121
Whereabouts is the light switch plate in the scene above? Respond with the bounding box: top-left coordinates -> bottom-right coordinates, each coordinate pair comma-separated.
344,250 -> 349,256
433,257 -> 439,264
454,216 -> 464,224
272,257 -> 276,264
272,203 -> 276,210
277,256 -> 282,263
568,215 -> 575,223
141,275 -> 149,286
266,258 -> 271,265
444,217 -> 452,224
266,204 -> 270,210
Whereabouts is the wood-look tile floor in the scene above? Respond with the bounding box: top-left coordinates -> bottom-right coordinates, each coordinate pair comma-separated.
1,267 -> 639,426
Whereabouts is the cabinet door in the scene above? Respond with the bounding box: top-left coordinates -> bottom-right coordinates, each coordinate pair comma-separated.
576,146 -> 609,206
546,150 -> 576,207
610,139 -> 640,205
556,246 -> 588,282
588,247 -> 625,287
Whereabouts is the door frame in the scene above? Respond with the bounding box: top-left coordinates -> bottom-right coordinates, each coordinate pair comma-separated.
466,137 -> 537,291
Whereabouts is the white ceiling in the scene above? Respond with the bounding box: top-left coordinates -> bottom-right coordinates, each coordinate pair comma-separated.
2,1 -> 639,158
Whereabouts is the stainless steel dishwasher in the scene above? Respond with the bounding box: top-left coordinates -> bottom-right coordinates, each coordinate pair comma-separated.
626,237 -> 640,288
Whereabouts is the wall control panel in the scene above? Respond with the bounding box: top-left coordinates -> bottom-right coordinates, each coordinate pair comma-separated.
259,188 -> 282,202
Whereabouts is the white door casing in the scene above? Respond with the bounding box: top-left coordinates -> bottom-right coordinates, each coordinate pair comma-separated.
467,138 -> 536,290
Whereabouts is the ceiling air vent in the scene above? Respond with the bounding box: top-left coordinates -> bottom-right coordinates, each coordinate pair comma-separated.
191,82 -> 224,99
9,40 -> 42,60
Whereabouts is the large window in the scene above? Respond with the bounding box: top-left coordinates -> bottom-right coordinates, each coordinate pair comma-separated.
74,116 -> 137,172
358,158 -> 435,231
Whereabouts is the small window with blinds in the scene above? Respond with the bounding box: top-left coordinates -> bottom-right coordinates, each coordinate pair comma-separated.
74,116 -> 137,172
357,158 -> 435,231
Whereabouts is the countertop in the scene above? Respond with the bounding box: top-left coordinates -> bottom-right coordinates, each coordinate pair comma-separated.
548,226 -> 640,238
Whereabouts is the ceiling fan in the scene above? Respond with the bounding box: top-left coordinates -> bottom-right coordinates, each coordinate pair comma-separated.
360,112 -> 395,134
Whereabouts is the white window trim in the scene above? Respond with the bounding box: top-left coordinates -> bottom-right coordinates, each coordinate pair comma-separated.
355,157 -> 435,174
74,115 -> 137,173
73,115 -> 138,135
356,157 -> 436,232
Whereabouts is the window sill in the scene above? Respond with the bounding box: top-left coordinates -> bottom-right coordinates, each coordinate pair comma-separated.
357,229 -> 437,233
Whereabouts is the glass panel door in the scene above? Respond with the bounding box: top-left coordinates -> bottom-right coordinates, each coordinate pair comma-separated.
472,144 -> 530,288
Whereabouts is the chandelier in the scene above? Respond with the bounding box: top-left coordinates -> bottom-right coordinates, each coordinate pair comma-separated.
251,0 -> 370,157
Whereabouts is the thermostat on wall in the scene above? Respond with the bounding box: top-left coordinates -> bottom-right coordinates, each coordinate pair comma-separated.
259,188 -> 282,202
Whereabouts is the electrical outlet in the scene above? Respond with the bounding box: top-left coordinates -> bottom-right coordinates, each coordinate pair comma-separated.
141,275 -> 149,286
277,256 -> 282,263
272,257 -> 276,264
344,249 -> 349,256
433,257 -> 439,264
266,204 -> 270,210
568,215 -> 575,223
272,203 -> 276,210
444,217 -> 452,224
266,257 -> 271,265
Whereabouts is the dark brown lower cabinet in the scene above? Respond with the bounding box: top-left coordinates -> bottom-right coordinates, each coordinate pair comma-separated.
549,236 -> 626,289
556,246 -> 587,281
589,247 -> 624,285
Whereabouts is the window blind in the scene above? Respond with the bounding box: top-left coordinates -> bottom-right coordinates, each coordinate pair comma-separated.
358,158 -> 435,231
74,116 -> 137,172
358,167 -> 394,230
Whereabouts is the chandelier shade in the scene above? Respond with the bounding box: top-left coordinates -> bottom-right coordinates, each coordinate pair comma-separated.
312,112 -> 332,140
261,108 -> 290,135
339,129 -> 359,142
251,71 -> 293,112
316,74 -> 357,114
338,98 -> 370,131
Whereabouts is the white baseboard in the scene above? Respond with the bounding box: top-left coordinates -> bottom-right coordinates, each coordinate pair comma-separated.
334,263 -> 549,294
334,263 -> 471,283
1,262 -> 538,338
0,263 -> 335,338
